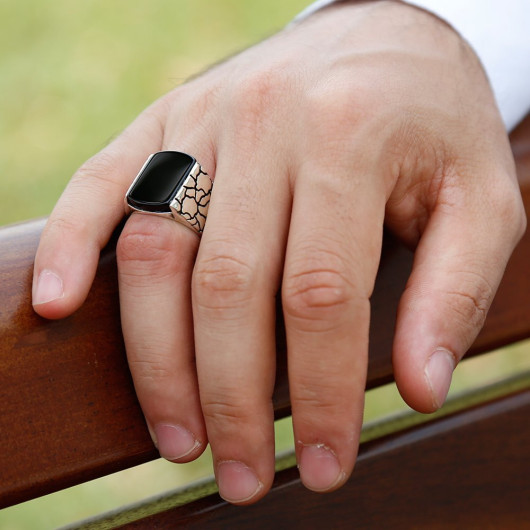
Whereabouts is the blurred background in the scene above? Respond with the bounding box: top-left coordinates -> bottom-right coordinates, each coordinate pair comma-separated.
0,0 -> 309,226
1,1 -> 529,529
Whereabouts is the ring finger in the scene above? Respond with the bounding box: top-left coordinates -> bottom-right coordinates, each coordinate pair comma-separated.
282,153 -> 386,492
191,143 -> 291,504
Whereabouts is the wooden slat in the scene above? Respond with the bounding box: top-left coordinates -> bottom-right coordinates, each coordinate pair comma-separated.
121,376 -> 530,529
1,115 -> 529,508
0,221 -> 158,508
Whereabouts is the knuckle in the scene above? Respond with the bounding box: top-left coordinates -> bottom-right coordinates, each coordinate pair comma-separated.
500,188 -> 527,243
44,213 -> 84,241
443,271 -> 494,331
292,394 -> 345,421
229,67 -> 288,134
480,175 -> 527,243
238,67 -> 286,104
305,81 -> 373,132
305,85 -> 350,123
200,395 -> 254,429
117,217 -> 177,273
301,84 -> 390,160
128,354 -> 174,387
193,249 -> 255,310
519,208 -> 528,242
518,204 -> 528,239
291,389 -> 358,438
291,374 -> 347,410
71,150 -> 123,196
283,264 -> 354,330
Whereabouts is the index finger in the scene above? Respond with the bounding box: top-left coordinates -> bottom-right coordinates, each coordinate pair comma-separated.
32,97 -> 169,319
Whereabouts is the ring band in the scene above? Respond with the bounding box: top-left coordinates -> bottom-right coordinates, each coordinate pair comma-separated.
125,151 -> 212,234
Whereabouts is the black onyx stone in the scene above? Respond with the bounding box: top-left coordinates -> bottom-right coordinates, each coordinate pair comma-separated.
127,151 -> 195,213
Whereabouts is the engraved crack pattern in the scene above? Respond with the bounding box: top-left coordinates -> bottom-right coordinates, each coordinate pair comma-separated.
173,167 -> 212,233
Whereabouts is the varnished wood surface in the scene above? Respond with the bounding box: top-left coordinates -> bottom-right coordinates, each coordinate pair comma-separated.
124,382 -> 530,529
1,116 -> 529,508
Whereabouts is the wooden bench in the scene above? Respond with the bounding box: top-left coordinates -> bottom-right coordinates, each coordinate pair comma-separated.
1,114 -> 530,528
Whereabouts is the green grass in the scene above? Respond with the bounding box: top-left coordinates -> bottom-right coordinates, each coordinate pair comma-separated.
0,0 -> 308,225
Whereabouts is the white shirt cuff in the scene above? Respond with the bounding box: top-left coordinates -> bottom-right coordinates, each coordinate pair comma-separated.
293,0 -> 530,131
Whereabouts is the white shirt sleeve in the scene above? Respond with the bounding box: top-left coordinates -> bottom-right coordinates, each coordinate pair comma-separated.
292,0 -> 530,131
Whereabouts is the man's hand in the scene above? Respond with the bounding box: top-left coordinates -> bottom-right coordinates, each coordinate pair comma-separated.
32,1 -> 526,504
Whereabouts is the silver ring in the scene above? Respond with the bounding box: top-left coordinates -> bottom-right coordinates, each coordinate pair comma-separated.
125,151 -> 212,234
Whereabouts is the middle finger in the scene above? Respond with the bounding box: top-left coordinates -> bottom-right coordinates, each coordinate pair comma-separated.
192,143 -> 291,505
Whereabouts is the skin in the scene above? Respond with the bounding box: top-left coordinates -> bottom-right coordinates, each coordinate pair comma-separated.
32,1 -> 526,504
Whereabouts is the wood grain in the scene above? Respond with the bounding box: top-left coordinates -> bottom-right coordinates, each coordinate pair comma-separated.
1,116 -> 529,509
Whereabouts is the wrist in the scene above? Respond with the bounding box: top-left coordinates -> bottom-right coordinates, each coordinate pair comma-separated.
294,0 -> 530,130
288,0 -> 470,59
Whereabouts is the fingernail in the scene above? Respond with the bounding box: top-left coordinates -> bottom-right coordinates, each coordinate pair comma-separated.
154,424 -> 200,461
425,348 -> 455,410
33,269 -> 64,305
217,461 -> 263,503
299,444 -> 344,492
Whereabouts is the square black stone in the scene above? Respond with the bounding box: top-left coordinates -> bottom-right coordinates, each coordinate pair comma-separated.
127,151 -> 195,213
